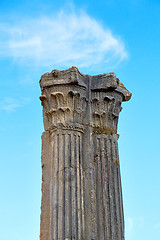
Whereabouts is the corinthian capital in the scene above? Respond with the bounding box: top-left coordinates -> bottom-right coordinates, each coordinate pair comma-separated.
40,66 -> 131,133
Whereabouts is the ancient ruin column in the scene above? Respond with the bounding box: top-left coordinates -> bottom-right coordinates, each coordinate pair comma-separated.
39,66 -> 131,240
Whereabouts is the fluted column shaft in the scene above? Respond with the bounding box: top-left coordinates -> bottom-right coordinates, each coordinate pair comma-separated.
92,134 -> 124,240
49,129 -> 84,240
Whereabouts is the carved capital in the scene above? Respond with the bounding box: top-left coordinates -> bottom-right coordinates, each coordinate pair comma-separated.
40,85 -> 87,130
40,67 -> 131,132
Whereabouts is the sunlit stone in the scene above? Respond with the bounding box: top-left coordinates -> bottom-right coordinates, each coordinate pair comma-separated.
39,66 -> 131,240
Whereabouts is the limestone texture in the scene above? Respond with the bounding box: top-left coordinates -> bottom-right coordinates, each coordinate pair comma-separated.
39,66 -> 131,240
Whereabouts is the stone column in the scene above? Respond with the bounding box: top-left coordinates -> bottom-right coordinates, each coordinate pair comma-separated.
39,66 -> 131,240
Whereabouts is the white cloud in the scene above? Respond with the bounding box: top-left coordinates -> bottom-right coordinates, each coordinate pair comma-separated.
0,10 -> 128,69
0,97 -> 30,112
0,97 -> 20,112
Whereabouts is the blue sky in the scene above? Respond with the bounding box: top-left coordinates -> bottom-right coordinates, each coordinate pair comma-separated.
0,0 -> 160,240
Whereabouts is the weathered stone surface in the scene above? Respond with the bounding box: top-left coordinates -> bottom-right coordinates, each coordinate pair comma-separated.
39,66 -> 131,240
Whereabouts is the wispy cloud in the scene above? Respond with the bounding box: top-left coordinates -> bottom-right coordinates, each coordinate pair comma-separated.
0,10 -> 128,69
0,97 -> 20,112
0,97 -> 30,112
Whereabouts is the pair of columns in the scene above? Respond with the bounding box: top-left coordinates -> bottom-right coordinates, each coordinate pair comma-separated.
39,66 -> 131,240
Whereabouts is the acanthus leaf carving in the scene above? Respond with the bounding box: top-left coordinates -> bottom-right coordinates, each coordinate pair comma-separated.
91,92 -> 123,130
41,87 -> 87,129
40,68 -> 131,132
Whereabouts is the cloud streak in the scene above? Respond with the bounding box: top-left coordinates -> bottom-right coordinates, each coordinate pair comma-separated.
0,10 -> 128,69
0,97 -> 30,112
0,97 -> 20,112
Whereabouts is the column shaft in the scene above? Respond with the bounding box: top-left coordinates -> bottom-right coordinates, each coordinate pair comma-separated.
50,129 -> 84,240
93,134 -> 124,240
